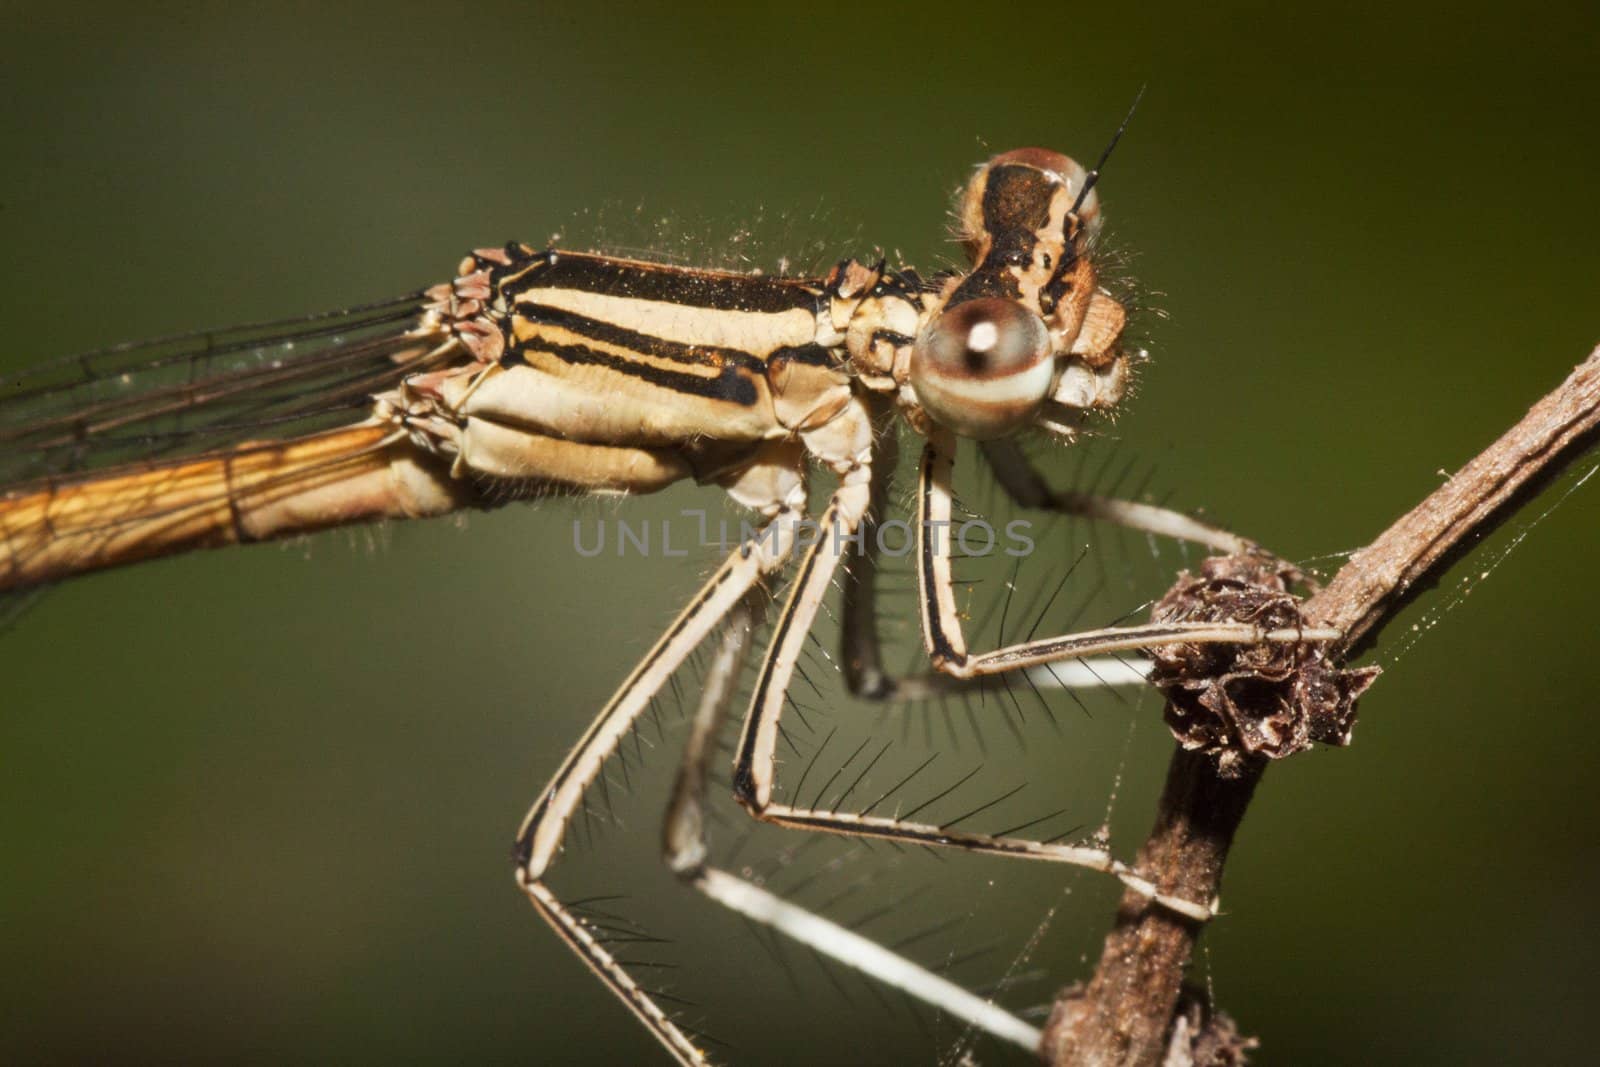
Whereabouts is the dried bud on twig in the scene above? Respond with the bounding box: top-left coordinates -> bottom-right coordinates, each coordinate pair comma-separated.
1148,552 -> 1380,777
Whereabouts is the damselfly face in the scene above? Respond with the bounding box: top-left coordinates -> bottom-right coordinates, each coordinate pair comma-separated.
910,149 -> 1129,440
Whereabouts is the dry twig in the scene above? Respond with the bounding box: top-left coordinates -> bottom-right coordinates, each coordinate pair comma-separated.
1043,345 -> 1600,1066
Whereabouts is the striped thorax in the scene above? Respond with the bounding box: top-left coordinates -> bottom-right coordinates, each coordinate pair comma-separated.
386,147 -> 1131,505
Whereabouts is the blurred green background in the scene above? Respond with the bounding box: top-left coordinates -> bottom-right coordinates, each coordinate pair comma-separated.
3,3 -> 1597,1064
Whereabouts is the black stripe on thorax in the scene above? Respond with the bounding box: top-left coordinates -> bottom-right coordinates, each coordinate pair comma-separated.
513,303 -> 769,369
506,336 -> 762,407
511,302 -> 838,372
498,248 -> 825,315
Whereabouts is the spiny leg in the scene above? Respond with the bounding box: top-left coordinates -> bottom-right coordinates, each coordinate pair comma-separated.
919,429 -> 1337,684
662,589 -> 1042,1052
832,410 -> 1134,706
730,429 -> 1336,920
514,508 -> 797,1067
979,436 -> 1251,554
905,429 -> 1338,911
840,465 -> 1147,705
839,400 -> 898,702
976,436 -> 1293,694
839,432 -> 1251,706
726,439 -> 1215,920
981,433 -> 1254,690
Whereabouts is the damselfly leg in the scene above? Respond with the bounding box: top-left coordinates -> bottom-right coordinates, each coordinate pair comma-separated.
725,429 -> 1330,912
979,438 -> 1252,555
514,423 -> 1333,1064
514,448 -> 805,1064
668,590 -> 1046,1053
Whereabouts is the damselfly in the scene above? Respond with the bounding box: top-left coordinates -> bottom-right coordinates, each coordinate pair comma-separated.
0,141 -> 1337,1063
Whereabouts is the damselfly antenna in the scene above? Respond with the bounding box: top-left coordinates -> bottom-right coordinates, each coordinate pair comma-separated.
1070,84 -> 1148,220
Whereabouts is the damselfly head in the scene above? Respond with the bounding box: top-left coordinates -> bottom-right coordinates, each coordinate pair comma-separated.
955,148 -> 1101,263
910,148 -> 1127,440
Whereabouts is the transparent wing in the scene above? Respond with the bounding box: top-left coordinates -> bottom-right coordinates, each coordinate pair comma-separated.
0,291 -> 445,493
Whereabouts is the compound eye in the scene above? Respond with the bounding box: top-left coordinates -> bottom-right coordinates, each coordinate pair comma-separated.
909,298 -> 1054,439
